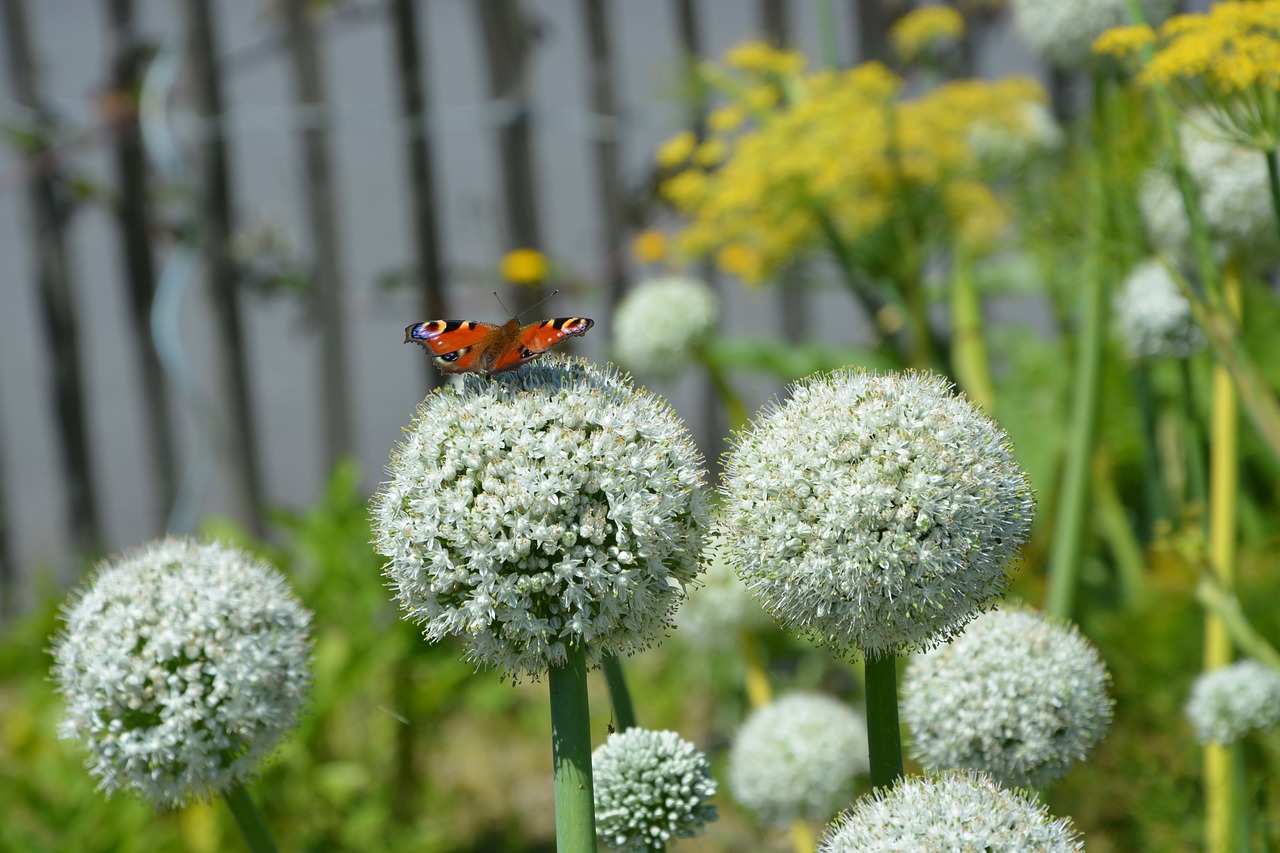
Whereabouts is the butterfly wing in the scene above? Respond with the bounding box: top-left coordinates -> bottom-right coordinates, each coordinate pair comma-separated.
404,320 -> 501,374
483,317 -> 595,374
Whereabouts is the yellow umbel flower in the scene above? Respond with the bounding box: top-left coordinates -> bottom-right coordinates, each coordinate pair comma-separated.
1103,1 -> 1280,149
632,229 -> 668,264
657,130 -> 698,169
499,249 -> 549,286
1091,24 -> 1157,59
708,104 -> 746,134
890,5 -> 965,63
715,243 -> 764,284
724,41 -> 806,76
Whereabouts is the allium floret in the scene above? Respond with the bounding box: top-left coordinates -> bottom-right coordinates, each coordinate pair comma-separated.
50,538 -> 313,808
612,275 -> 720,378
593,727 -> 718,850
1112,259 -> 1203,360
1185,659 -> 1280,745
721,369 -> 1034,660
372,357 -> 709,680
728,693 -> 869,826
901,607 -> 1113,788
818,770 -> 1083,852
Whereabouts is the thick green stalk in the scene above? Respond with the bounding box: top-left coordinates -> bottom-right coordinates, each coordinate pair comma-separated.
601,655 -> 636,732
1204,265 -> 1242,853
224,782 -> 279,853
550,644 -> 597,852
1265,148 -> 1280,251
864,653 -> 903,789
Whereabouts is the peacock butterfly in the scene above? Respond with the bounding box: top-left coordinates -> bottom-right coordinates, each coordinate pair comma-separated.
404,316 -> 594,376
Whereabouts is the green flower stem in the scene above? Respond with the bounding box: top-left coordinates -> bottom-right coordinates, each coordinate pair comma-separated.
1178,360 -> 1208,512
702,353 -> 748,433
1092,454 -> 1147,609
1265,148 -> 1280,252
949,247 -> 995,412
739,631 -> 773,709
1132,364 -> 1169,534
550,644 -> 598,852
1045,73 -> 1109,621
601,656 -> 637,732
1196,576 -> 1280,675
1204,264 -> 1242,853
864,653 -> 904,789
224,782 -> 279,853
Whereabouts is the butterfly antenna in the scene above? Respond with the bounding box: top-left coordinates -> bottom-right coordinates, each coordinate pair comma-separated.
495,288 -> 560,320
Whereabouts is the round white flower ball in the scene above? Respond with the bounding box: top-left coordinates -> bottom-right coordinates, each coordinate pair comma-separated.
593,728 -> 718,850
1112,259 -> 1203,360
372,357 -> 709,680
612,275 -> 719,378
728,693 -> 869,826
1141,115 -> 1280,263
818,770 -> 1083,852
1010,0 -> 1173,68
901,607 -> 1113,788
1185,659 -> 1280,745
721,369 -> 1034,661
50,538 -> 313,807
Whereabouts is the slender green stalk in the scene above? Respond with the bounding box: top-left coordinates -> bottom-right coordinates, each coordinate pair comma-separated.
601,656 -> 636,732
1092,456 -> 1147,609
1196,576 -> 1280,674
739,631 -> 773,709
1132,363 -> 1169,535
864,653 -> 903,789
1178,360 -> 1208,514
1045,73 -> 1110,621
1204,264 -> 1243,853
1265,148 -> 1280,251
949,247 -> 995,412
224,782 -> 279,853
550,644 -> 598,852
702,353 -> 748,433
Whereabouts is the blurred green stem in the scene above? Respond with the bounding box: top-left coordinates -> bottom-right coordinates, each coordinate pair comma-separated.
1265,149 -> 1280,251
550,644 -> 597,852
1203,262 -> 1243,853
864,653 -> 903,789
1196,575 -> 1280,674
1092,453 -> 1147,609
949,247 -> 995,411
703,352 -> 748,433
225,782 -> 279,853
601,656 -> 636,731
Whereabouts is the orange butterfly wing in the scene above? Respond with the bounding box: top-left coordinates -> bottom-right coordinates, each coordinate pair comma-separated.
404,317 -> 593,376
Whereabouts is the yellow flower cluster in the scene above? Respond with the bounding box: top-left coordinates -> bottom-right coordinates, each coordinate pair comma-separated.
499,248 -> 549,286
890,5 -> 966,63
1095,2 -> 1280,149
655,48 -> 1049,283
724,40 -> 807,76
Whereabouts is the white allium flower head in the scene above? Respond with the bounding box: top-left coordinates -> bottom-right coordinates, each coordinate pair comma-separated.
50,538 -> 313,808
1112,259 -> 1204,360
1185,659 -> 1280,745
728,693 -> 869,826
969,101 -> 1063,171
721,369 -> 1034,661
1010,0 -> 1173,68
372,357 -> 709,681
902,607 -> 1113,788
1140,114 -> 1280,263
593,728 -> 718,851
612,275 -> 720,378
674,544 -> 771,650
818,770 -> 1083,852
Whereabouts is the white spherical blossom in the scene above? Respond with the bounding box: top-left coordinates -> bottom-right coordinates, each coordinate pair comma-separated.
728,693 -> 869,826
1112,259 -> 1203,360
1010,0 -> 1173,68
1185,660 -> 1280,745
1140,115 -> 1280,263
721,369 -> 1034,661
674,544 -> 771,650
50,538 -> 313,808
902,608 -> 1113,788
818,770 -> 1083,852
612,275 -> 719,378
593,728 -> 718,851
372,357 -> 709,681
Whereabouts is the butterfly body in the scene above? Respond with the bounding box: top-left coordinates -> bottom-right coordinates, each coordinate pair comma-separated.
404,316 -> 594,376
